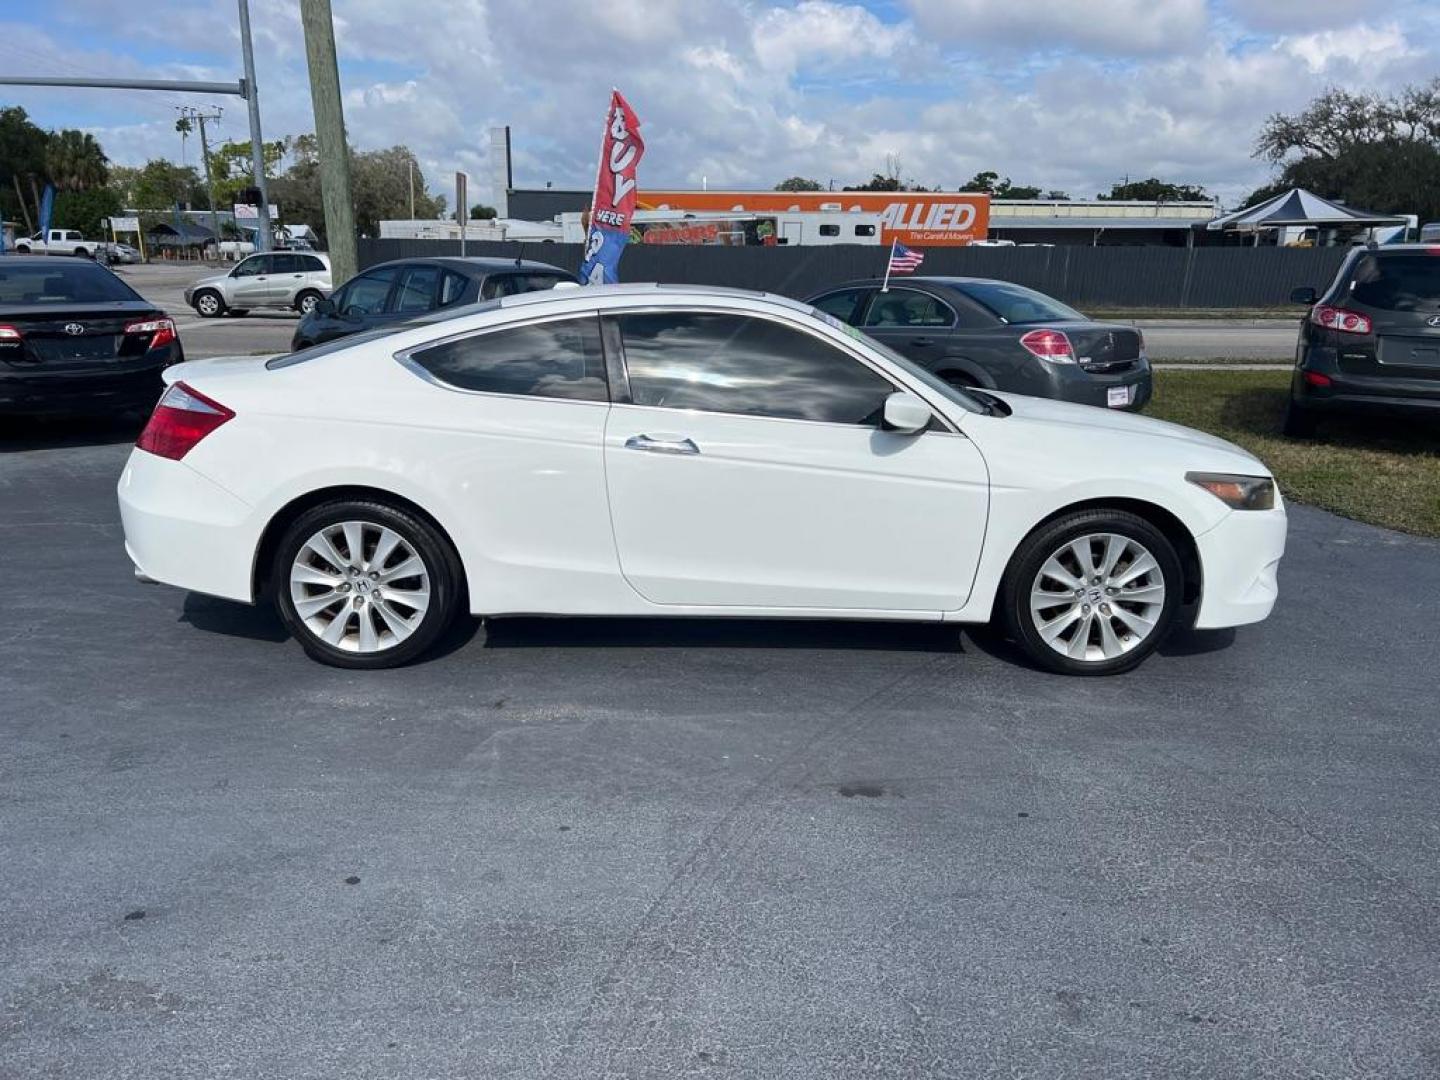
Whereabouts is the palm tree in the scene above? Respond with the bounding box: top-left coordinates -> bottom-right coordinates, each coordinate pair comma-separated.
45,129 -> 110,192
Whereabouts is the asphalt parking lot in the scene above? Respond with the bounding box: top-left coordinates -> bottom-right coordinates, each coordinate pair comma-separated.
3,422 -> 1438,1079
113,263 -> 1300,361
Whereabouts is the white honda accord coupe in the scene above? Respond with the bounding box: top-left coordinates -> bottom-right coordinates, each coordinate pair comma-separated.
118,283 -> 1286,675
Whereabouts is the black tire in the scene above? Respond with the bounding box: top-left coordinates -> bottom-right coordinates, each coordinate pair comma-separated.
13,244 -> 30,254
74,247 -> 92,258
999,508 -> 1184,676
1281,397 -> 1317,438
294,290 -> 322,315
272,499 -> 463,669
194,290 -> 226,318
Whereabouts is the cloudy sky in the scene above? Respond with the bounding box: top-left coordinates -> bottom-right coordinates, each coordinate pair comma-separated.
5,0 -> 1437,210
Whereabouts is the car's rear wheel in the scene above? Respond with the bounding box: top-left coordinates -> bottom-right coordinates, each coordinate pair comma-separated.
295,290 -> 322,315
273,500 -> 462,669
1282,397 -> 1317,438
194,290 -> 226,318
1001,509 -> 1182,676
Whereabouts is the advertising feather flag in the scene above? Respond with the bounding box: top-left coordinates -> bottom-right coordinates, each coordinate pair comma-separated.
579,90 -> 645,285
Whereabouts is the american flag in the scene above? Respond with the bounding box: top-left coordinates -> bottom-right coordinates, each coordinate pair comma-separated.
888,241 -> 924,273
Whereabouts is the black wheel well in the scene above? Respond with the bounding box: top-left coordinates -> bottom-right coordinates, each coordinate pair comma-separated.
934,361 -> 988,389
1003,497 -> 1203,610
252,485 -> 466,602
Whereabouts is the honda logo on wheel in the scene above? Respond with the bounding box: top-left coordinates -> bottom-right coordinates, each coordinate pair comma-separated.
64,323 -> 85,336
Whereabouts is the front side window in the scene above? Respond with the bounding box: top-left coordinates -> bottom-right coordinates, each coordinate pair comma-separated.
1348,254 -> 1440,312
408,315 -> 607,402
392,265 -> 441,314
618,311 -> 895,425
811,289 -> 869,326
340,267 -> 399,315
864,289 -> 954,328
232,254 -> 272,278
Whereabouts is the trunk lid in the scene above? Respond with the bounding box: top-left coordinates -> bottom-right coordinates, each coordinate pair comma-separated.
0,301 -> 168,372
1045,321 -> 1143,373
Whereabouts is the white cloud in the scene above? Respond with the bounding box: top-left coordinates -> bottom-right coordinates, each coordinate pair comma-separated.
904,0 -> 1208,56
751,1 -> 917,75
1281,22 -> 1416,73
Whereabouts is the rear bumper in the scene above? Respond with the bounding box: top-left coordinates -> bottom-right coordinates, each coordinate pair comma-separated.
1193,503 -> 1288,630
0,348 -> 177,416
1292,347 -> 1440,414
118,448 -> 259,603
1045,359 -> 1152,411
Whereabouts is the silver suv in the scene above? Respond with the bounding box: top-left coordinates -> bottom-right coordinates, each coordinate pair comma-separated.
186,252 -> 332,318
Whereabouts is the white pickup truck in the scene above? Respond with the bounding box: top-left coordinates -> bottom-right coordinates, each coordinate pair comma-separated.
13,228 -> 103,257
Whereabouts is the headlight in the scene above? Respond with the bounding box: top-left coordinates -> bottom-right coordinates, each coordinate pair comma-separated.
1186,472 -> 1276,510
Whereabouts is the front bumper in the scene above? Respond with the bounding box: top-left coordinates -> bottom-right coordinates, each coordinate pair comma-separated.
118,448 -> 259,603
1193,501 -> 1288,630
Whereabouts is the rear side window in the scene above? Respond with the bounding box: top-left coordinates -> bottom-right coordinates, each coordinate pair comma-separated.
958,281 -> 1082,324
0,263 -> 140,303
300,255 -> 327,272
408,315 -> 607,402
1348,254 -> 1440,312
864,289 -> 955,328
481,273 -> 569,300
439,270 -> 470,307
392,265 -> 440,314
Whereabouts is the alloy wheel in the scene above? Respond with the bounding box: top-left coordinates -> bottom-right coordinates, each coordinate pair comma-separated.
196,293 -> 220,316
1028,532 -> 1166,663
289,520 -> 431,654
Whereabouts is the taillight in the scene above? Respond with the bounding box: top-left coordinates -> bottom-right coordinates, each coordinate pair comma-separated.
136,382 -> 234,460
1310,306 -> 1372,335
0,324 -> 22,344
1018,328 -> 1075,362
1303,370 -> 1333,388
125,316 -> 178,349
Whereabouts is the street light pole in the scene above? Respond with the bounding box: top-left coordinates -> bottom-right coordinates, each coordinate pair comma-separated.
237,0 -> 272,252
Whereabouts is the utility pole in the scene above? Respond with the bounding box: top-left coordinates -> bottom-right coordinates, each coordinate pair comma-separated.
237,0 -> 272,252
408,158 -> 415,220
300,0 -> 357,284
181,106 -> 225,257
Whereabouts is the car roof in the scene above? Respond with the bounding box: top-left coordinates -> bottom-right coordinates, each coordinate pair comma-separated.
808,276 -> 1018,295
496,281 -> 813,313
0,255 -> 96,267
368,255 -> 570,276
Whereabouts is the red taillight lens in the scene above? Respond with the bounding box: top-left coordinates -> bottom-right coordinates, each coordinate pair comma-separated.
0,324 -> 22,344
1310,305 -> 1372,335
1018,328 -> 1075,362
136,382 -> 234,460
1303,370 -> 1333,388
124,316 -> 178,349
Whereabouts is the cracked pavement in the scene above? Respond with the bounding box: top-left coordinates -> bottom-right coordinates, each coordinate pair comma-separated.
2,421 -> 1438,1079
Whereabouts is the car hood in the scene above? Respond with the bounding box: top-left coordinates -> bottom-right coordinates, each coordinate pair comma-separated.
985,390 -> 1266,470
189,272 -> 231,290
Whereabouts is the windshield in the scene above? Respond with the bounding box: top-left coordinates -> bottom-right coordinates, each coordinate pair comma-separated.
0,263 -> 141,304
957,281 -> 1084,324
809,307 -> 985,414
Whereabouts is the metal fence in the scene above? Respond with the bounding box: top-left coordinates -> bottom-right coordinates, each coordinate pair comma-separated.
356,238 -> 1351,309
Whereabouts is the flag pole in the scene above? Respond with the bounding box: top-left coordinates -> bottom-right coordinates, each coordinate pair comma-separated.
881,237 -> 896,292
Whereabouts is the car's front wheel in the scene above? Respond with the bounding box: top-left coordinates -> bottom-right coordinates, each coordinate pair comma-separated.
295,290 -> 322,315
1000,509 -> 1183,676
194,290 -> 226,318
273,500 -> 463,669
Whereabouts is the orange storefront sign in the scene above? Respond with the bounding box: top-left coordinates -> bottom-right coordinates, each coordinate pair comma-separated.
637,190 -> 991,246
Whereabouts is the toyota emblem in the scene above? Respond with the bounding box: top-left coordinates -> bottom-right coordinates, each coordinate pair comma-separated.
64,323 -> 85,336
1428,315 -> 1440,328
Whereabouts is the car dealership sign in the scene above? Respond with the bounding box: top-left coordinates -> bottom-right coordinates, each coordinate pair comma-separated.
638,190 -> 990,246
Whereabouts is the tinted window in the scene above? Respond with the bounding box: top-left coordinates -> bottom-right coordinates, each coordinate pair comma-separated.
811,289 -> 869,325
233,254 -> 273,277
864,289 -> 954,328
439,270 -> 470,307
392,265 -> 441,313
299,255 -> 327,272
619,312 -> 895,425
819,224 -> 840,237
957,281 -> 1083,324
410,315 -> 607,401
481,273 -> 568,300
855,224 -> 876,236
1348,254 -> 1440,312
0,262 -> 141,304
340,267 -> 398,315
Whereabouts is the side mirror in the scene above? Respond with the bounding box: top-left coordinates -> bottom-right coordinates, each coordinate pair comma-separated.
1290,286 -> 1318,305
312,298 -> 337,317
881,391 -> 932,435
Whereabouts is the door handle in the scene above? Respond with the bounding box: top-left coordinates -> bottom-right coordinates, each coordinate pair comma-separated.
910,336 -> 936,346
625,434 -> 700,456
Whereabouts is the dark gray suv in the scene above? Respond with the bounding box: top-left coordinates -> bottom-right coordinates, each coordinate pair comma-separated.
1285,245 -> 1440,435
807,277 -> 1152,410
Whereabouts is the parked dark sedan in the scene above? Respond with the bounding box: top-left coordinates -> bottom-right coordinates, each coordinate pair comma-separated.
807,277 -> 1151,410
290,256 -> 578,351
1284,245 -> 1440,435
0,256 -> 181,416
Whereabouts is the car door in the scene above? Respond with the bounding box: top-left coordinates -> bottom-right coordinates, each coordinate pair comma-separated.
270,253 -> 305,305
380,264 -> 442,324
602,308 -> 989,612
859,287 -> 956,369
229,254 -> 276,305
